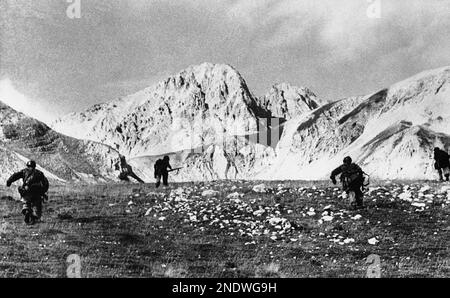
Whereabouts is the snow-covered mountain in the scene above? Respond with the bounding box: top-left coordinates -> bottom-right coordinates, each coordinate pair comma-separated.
52,63 -> 276,157
261,66 -> 450,180
0,101 -> 121,183
52,63 -> 450,181
51,63 -> 321,182
258,83 -> 322,120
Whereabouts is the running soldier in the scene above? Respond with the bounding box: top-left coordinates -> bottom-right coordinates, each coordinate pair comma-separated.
6,160 -> 49,225
116,154 -> 145,183
433,147 -> 450,182
330,156 -> 365,210
154,156 -> 172,188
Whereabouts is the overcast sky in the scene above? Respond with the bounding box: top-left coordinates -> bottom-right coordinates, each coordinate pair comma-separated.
1,0 -> 449,121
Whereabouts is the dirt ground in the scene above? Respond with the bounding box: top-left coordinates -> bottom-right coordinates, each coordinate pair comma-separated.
0,180 -> 448,278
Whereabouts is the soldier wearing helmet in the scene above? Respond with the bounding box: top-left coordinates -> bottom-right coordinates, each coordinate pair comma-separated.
6,160 -> 49,224
154,155 -> 172,188
27,160 -> 36,168
433,147 -> 450,182
330,156 -> 365,209
115,154 -> 145,183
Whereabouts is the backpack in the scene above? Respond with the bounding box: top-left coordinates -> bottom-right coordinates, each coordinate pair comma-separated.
342,164 -> 364,189
154,159 -> 163,174
21,169 -> 48,195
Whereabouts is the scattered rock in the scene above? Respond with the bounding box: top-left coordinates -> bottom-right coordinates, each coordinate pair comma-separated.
227,192 -> 243,199
253,184 -> 268,193
321,215 -> 333,222
398,191 -> 412,202
419,185 -> 431,193
343,238 -> 355,244
202,190 -> 220,197
368,237 -> 379,245
411,202 -> 426,208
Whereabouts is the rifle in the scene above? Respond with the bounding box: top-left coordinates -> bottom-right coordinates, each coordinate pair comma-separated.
168,167 -> 183,173
362,171 -> 370,190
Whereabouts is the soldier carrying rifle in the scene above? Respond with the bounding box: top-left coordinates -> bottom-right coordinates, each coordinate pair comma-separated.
154,155 -> 181,188
433,147 -> 450,182
115,154 -> 145,183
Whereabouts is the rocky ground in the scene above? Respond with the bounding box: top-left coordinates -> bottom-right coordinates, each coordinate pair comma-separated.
0,180 -> 448,277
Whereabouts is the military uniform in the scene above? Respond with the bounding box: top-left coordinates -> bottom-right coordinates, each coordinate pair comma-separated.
154,157 -> 172,188
331,162 -> 365,208
116,155 -> 144,183
7,167 -> 49,223
434,148 -> 450,181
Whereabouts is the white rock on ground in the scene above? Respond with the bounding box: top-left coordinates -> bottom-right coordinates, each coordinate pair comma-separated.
252,184 -> 268,193
201,190 -> 220,197
368,237 -> 379,245
226,192 -> 243,199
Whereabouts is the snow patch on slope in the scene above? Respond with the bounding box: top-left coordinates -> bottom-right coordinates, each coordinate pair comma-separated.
14,152 -> 67,182
52,64 -> 450,181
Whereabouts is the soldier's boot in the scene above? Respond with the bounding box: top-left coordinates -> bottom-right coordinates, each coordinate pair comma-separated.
22,200 -> 33,224
155,175 -> 162,188
348,191 -> 357,210
356,187 -> 365,209
355,197 -> 364,209
33,201 -> 43,223
163,174 -> 169,187
22,208 -> 32,224
29,213 -> 36,225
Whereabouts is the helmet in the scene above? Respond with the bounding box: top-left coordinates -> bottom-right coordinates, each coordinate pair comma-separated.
343,156 -> 352,165
163,155 -> 170,161
434,147 -> 440,152
26,160 -> 36,168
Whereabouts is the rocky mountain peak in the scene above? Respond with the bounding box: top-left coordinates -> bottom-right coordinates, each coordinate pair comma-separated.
51,63 -> 270,157
0,100 -> 120,183
50,64 -> 450,181
258,82 -> 322,120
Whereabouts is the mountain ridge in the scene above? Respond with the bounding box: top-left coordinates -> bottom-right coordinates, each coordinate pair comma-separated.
0,101 -> 121,183
50,64 -> 450,181
51,63 -> 318,158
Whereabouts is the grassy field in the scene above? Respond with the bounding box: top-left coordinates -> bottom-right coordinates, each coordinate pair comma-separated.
0,180 -> 448,278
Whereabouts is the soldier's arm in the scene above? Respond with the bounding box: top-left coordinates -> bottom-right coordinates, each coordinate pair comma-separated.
6,171 -> 24,186
355,164 -> 363,174
42,175 -> 49,193
330,166 -> 342,184
168,163 -> 172,171
330,166 -> 343,179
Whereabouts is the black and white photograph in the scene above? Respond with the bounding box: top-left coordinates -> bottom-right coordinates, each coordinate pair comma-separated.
0,0 -> 449,285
